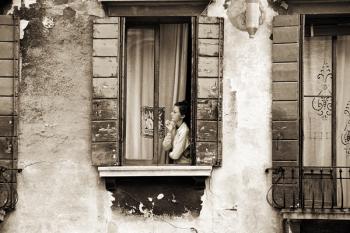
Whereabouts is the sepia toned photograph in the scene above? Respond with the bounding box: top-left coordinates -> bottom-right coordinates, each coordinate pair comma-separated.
0,0 -> 350,232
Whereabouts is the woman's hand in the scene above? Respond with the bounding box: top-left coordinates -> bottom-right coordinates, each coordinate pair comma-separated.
165,120 -> 176,132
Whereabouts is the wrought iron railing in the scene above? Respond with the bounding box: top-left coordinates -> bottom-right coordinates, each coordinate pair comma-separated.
0,166 -> 18,213
267,166 -> 350,210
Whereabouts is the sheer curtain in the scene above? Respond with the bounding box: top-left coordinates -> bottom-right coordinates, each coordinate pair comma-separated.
336,36 -> 350,206
158,24 -> 188,164
303,36 -> 332,166
125,24 -> 188,163
125,28 -> 155,160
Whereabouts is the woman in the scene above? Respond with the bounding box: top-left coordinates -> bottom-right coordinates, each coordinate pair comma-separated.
162,101 -> 191,164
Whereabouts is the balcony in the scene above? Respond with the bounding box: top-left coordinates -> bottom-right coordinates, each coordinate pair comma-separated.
267,166 -> 350,214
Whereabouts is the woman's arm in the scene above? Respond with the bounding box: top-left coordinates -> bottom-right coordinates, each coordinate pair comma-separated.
169,127 -> 189,160
162,132 -> 173,151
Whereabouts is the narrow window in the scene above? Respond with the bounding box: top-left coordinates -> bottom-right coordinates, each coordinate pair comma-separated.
303,15 -> 350,207
123,17 -> 192,165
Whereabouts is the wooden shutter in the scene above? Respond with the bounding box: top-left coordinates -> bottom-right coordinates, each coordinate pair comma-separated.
271,15 -> 302,207
0,15 -> 19,212
195,16 -> 223,166
91,18 -> 121,166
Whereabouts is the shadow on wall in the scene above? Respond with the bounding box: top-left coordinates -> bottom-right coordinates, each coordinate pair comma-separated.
106,177 -> 206,217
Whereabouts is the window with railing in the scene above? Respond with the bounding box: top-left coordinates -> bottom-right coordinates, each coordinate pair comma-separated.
269,14 -> 350,210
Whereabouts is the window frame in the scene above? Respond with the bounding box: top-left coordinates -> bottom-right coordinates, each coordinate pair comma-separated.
119,16 -> 196,166
301,14 -> 350,168
91,14 -> 224,174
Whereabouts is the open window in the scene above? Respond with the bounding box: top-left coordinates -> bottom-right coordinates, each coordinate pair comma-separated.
91,16 -> 223,173
123,17 -> 192,165
270,14 -> 350,210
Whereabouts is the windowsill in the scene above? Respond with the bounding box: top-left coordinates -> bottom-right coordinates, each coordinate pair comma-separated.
282,209 -> 350,220
98,165 -> 212,177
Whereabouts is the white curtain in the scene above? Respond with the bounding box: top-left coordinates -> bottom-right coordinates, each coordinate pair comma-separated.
125,24 -> 188,163
336,36 -> 350,206
158,24 -> 188,164
303,36 -> 332,166
125,28 -> 155,160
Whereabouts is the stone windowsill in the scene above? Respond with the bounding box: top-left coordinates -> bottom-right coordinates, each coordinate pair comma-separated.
282,209 -> 350,220
98,166 -> 212,177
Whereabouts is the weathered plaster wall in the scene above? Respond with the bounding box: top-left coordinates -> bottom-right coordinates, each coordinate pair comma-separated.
1,1 -> 112,232
0,0 -> 281,232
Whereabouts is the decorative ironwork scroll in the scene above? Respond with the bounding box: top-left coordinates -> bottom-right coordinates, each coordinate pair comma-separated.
341,101 -> 350,156
141,106 -> 165,138
0,166 -> 19,221
312,62 -> 332,120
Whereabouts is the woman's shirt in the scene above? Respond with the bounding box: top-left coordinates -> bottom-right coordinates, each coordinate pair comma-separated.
162,122 -> 190,163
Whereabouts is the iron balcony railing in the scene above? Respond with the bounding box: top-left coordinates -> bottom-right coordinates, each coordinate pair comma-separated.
267,166 -> 350,210
0,166 -> 18,213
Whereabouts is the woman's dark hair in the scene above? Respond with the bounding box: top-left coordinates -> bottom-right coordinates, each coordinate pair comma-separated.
175,100 -> 189,117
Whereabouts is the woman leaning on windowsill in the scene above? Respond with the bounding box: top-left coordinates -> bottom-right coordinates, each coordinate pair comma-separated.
162,101 -> 191,165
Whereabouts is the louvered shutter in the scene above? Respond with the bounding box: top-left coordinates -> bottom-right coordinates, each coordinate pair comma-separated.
0,15 -> 19,212
271,15 -> 301,207
91,18 -> 121,166
195,16 -> 223,166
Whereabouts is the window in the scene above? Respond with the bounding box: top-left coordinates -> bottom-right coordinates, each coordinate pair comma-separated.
302,15 -> 350,207
303,15 -> 350,167
91,16 -> 223,170
123,17 -> 192,165
271,14 -> 350,210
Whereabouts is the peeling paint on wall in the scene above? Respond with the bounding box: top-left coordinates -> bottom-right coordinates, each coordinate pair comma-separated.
109,177 -> 205,217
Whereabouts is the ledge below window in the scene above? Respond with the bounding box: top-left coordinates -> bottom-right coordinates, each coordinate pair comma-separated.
98,166 -> 212,177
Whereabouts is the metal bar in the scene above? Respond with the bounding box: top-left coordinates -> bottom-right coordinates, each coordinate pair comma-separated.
320,169 -> 324,209
340,169 -> 344,208
332,36 -> 337,168
303,95 -> 332,98
331,36 -> 338,207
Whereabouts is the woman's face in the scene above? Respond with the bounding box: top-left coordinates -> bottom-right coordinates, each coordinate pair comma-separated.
171,106 -> 183,124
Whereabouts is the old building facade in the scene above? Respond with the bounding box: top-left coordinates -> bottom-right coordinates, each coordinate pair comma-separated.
0,0 -> 350,232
